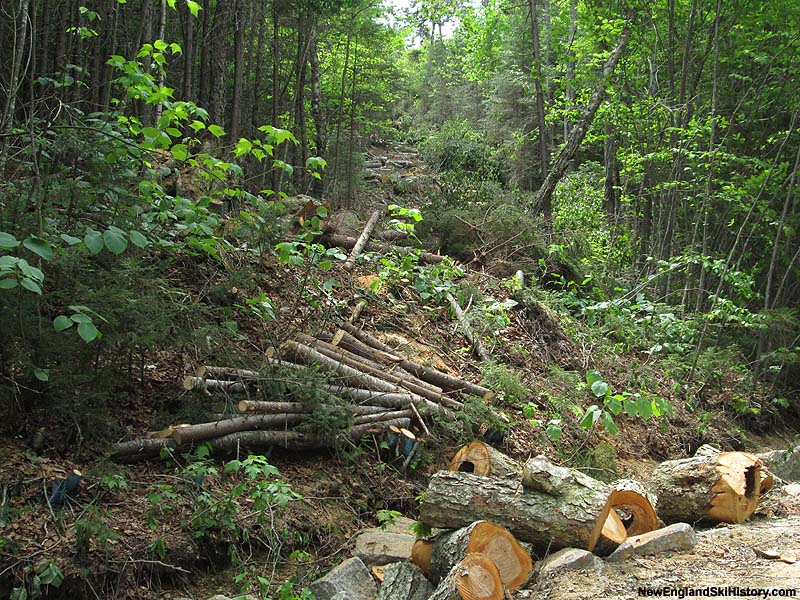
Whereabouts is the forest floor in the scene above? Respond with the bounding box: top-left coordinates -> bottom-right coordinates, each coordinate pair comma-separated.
2,143 -> 799,599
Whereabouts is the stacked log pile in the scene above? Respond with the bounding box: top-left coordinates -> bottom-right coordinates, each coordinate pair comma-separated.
311,442 -> 771,600
111,328 -> 494,462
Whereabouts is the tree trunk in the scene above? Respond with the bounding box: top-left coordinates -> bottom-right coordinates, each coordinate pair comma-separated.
428,553 -> 503,600
528,0 -> 549,206
344,209 -> 384,271
322,234 -> 446,264
650,451 -> 763,524
228,0 -> 245,141
309,16 -> 326,197
209,0 -> 230,127
532,23 -> 630,220
0,0 -> 32,172
428,521 -> 532,591
171,413 -> 306,445
182,0 -> 195,100
448,441 -> 518,477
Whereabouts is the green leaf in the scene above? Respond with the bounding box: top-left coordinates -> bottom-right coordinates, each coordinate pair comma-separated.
234,138 -> 252,156
590,380 -> 610,398
171,143 -> 188,161
77,322 -> 100,343
602,411 -> 619,435
23,237 -> 53,261
34,368 -> 50,382
20,278 -> 42,294
60,233 -> 82,245
103,228 -> 128,255
208,124 -> 225,138
84,229 -> 104,254
585,369 -> 603,386
129,230 -> 148,248
186,0 -> 201,16
580,405 -> 601,430
545,420 -> 563,442
0,232 -> 20,249
53,315 -> 73,332
606,396 -> 623,416
70,313 -> 92,323
0,278 -> 18,289
637,397 -> 653,419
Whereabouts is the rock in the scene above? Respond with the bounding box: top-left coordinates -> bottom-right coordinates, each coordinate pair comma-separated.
539,548 -> 603,578
760,446 -> 800,481
606,523 -> 698,563
309,557 -> 376,600
354,531 -> 416,566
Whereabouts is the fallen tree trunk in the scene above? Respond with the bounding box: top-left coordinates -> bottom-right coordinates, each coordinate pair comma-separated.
112,437 -> 177,461
197,366 -> 261,380
285,340 -> 461,410
324,233 -> 446,265
651,450 -> 763,524
351,409 -> 412,426
446,292 -> 491,363
428,553 -> 504,600
427,521 -> 532,591
236,401 -> 310,414
319,385 -> 458,419
422,463 -> 656,552
338,322 -> 493,399
449,441 -> 518,477
344,209 -> 383,271
171,414 -> 306,445
297,333 -> 443,397
183,376 -> 252,394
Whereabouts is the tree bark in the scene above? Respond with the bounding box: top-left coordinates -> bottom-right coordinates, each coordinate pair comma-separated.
650,451 -> 763,524
428,553 -> 503,600
171,413 -> 306,445
528,0 -> 549,208
375,562 -> 433,600
337,323 -> 493,399
344,209 -> 384,270
428,521 -> 532,591
183,376 -> 251,394
323,234 -> 446,265
532,23 -> 630,219
228,0 -> 245,141
449,441 -> 518,477
446,292 -> 491,363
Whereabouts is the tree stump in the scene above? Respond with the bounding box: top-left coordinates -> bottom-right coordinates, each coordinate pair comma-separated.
651,451 -> 763,524
427,521 -> 532,591
449,442 -> 518,477
428,553 -> 504,600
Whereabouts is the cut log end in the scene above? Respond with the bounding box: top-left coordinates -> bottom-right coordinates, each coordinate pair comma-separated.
412,538 -> 434,579
449,442 -> 517,477
453,553 -> 504,600
463,522 -> 532,591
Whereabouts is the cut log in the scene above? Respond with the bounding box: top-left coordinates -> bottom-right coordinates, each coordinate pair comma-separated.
197,366 -> 261,380
236,401 -> 310,414
651,450 -> 763,524
349,299 -> 367,323
145,423 -> 192,439
422,465 -> 656,552
411,539 -> 434,579
428,553 -> 504,600
449,442 -> 518,477
111,437 -> 177,461
351,410 -> 413,426
338,323 -> 494,399
445,292 -> 491,363
344,209 -> 383,271
286,340 -> 461,410
319,385 -> 458,419
521,456 -> 657,549
428,521 -> 532,591
171,414 -> 306,445
324,233 -> 446,265
298,334 -> 443,397
183,376 -> 251,394
375,562 -> 434,600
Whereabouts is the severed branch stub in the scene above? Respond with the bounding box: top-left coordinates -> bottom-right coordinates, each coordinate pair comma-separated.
446,292 -> 491,363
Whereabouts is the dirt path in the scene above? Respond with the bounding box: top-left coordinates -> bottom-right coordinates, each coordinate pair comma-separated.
523,513 -> 800,599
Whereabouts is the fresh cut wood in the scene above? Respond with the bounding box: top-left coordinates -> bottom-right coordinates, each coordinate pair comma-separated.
183,376 -> 251,394
344,209 -> 383,271
449,441 -> 518,477
428,553 -> 504,600
171,413 -> 306,445
423,461 -> 656,552
324,233 -> 446,265
427,521 -> 532,591
445,292 -> 491,363
196,366 -> 261,380
651,450 -> 763,524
